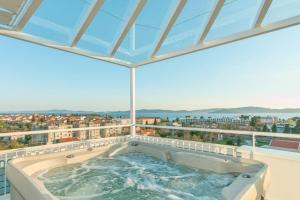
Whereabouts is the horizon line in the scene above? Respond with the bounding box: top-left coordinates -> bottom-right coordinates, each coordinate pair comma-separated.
1,106 -> 300,113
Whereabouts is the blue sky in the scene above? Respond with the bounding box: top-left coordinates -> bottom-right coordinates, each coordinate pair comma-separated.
0,0 -> 300,111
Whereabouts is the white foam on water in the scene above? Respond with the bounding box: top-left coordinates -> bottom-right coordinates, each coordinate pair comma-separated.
167,194 -> 183,200
124,177 -> 136,187
42,152 -> 236,200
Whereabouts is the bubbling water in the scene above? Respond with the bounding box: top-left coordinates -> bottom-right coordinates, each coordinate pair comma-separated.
39,153 -> 236,200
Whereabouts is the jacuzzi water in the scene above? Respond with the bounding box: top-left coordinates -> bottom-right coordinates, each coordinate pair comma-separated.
39,153 -> 236,200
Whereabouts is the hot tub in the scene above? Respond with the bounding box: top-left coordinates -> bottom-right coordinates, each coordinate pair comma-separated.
6,140 -> 269,200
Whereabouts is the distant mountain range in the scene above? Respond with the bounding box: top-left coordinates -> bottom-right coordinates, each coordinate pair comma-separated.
1,107 -> 300,115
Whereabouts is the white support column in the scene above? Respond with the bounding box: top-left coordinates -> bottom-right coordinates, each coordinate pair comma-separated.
252,132 -> 256,159
130,68 -> 136,136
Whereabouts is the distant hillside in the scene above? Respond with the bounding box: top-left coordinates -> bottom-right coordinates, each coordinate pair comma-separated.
0,109 -> 97,115
208,107 -> 300,114
1,107 -> 300,115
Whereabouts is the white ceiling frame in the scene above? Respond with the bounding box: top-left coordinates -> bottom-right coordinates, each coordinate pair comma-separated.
134,15 -> 300,67
150,0 -> 186,58
253,0 -> 273,28
197,0 -> 224,44
0,29 -> 132,67
1,0 -> 300,69
109,0 -> 147,56
15,0 -> 41,31
70,0 -> 105,47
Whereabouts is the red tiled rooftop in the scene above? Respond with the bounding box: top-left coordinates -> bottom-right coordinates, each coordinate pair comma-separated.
270,139 -> 300,150
59,137 -> 80,143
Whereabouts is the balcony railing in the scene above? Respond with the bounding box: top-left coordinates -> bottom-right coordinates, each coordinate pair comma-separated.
134,135 -> 238,157
1,124 -> 300,197
135,124 -> 300,153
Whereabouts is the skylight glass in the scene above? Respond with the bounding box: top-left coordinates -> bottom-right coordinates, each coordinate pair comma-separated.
0,0 -> 27,28
263,0 -> 300,25
157,0 -> 216,56
1,0 -> 300,66
206,0 -> 262,41
77,0 -> 138,56
23,0 -> 93,44
114,0 -> 179,63
0,0 -> 25,14
0,9 -> 13,25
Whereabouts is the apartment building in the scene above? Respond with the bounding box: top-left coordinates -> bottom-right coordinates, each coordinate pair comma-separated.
88,122 -> 100,139
136,117 -> 161,125
47,124 -> 73,144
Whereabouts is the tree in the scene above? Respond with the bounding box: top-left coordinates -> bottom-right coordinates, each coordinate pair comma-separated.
24,135 -> 32,144
262,124 -> 268,132
284,124 -> 290,133
226,139 -> 234,146
189,131 -> 199,137
176,130 -> 184,138
293,120 -> 300,134
237,136 -> 242,146
240,115 -> 250,120
154,118 -> 157,125
159,131 -> 168,138
250,116 -> 257,127
271,123 -> 277,133
31,115 -> 36,122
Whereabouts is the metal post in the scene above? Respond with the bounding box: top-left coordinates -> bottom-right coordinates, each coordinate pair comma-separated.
130,68 -> 136,136
252,132 -> 256,158
4,153 -> 7,195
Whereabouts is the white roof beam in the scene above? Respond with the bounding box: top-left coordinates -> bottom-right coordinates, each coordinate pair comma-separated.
135,15 -> 300,67
109,0 -> 147,56
253,0 -> 273,28
197,0 -> 224,44
71,0 -> 105,47
150,0 -> 186,58
15,0 -> 41,31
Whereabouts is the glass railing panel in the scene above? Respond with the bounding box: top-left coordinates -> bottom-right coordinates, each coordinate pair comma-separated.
254,134 -> 300,154
0,125 -> 130,151
0,154 -> 9,196
137,128 -> 252,157
135,127 -> 253,151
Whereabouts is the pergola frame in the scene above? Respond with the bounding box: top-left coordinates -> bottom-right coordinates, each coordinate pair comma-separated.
1,0 -> 300,135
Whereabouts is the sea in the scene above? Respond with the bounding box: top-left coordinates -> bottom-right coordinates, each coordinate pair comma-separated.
108,112 -> 300,120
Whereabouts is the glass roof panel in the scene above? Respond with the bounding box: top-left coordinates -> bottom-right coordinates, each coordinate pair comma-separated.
77,0 -> 138,56
1,0 -> 300,66
0,9 -> 13,25
23,0 -> 93,44
263,0 -> 300,25
0,0 -> 27,28
0,0 -> 25,13
157,0 -> 216,56
206,0 -> 262,41
114,0 -> 178,63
